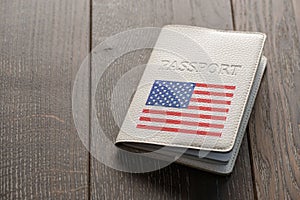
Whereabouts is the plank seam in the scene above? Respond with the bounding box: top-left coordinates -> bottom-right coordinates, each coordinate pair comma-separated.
88,0 -> 93,199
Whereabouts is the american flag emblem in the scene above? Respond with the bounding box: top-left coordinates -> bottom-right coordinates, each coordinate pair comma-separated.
136,80 -> 236,137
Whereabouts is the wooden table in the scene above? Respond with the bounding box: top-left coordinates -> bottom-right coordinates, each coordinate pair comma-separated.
1,0 -> 299,199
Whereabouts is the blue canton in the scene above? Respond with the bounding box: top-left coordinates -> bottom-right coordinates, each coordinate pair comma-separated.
146,80 -> 195,108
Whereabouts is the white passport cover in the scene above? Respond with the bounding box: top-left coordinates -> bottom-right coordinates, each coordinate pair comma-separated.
115,25 -> 266,152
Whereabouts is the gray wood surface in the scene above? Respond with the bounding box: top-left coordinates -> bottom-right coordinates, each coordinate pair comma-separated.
1,0 -> 300,199
0,0 -> 90,199
91,0 -> 254,199
233,0 -> 300,199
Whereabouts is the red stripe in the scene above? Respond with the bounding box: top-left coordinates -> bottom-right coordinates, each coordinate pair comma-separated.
139,117 -> 224,129
195,83 -> 236,90
142,109 -> 226,121
193,90 -> 234,97
187,106 -> 229,113
136,124 -> 222,137
190,98 -> 231,105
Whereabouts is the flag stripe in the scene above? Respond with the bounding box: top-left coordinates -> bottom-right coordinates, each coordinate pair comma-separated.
142,109 -> 227,121
189,98 -> 231,105
139,117 -> 224,129
187,105 -> 229,113
193,90 -> 234,97
195,83 -> 236,90
136,124 -> 222,137
139,81 -> 236,137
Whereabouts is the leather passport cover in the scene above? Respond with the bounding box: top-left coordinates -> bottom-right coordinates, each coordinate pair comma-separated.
115,25 -> 267,174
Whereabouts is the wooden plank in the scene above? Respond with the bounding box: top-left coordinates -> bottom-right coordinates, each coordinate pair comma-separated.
292,0 -> 300,36
232,0 -> 300,199
91,0 -> 254,199
0,0 -> 90,199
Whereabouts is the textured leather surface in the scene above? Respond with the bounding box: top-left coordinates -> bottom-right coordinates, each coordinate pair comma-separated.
118,56 -> 267,174
177,56 -> 267,174
116,25 -> 266,153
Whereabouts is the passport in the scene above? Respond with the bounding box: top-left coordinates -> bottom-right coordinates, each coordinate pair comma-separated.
115,25 -> 267,174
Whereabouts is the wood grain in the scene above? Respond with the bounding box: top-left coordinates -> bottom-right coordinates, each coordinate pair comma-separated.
232,0 -> 300,199
91,0 -> 254,199
5,0 -> 298,199
0,0 -> 90,199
